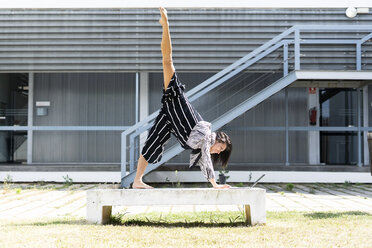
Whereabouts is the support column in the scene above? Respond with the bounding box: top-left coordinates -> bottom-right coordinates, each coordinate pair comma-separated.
139,72 -> 149,151
27,72 -> 34,164
294,29 -> 300,70
134,72 -> 140,161
357,88 -> 362,167
363,85 -> 369,166
308,88 -> 320,165
135,72 -> 139,123
285,88 -> 289,166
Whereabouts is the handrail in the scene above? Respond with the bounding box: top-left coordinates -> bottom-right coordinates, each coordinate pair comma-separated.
292,25 -> 372,31
121,25 -> 372,183
360,33 -> 372,44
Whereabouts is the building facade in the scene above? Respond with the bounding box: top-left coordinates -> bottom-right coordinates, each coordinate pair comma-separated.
0,6 -> 371,183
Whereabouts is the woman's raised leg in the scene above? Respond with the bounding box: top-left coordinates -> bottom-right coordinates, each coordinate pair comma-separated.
159,7 -> 175,89
132,7 -> 174,189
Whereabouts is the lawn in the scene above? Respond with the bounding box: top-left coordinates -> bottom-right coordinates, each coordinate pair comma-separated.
1,210 -> 372,248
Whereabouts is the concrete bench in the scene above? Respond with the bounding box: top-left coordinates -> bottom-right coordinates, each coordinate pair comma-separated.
86,187 -> 266,226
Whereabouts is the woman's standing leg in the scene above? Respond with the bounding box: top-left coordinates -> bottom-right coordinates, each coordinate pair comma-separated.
132,7 -> 175,189
132,154 -> 153,189
132,154 -> 152,189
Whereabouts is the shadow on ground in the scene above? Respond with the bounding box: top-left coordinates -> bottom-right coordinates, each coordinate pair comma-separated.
5,211 -> 371,228
6,217 -> 252,228
105,211 -> 254,228
304,211 -> 371,219
107,219 -> 254,228
5,218 -> 90,227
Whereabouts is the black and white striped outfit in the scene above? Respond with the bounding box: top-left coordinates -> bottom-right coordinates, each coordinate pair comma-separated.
141,72 -> 203,164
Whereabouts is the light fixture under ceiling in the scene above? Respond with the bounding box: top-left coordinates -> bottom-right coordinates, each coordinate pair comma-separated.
345,7 -> 369,18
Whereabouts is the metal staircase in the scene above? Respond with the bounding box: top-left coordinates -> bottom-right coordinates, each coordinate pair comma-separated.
120,25 -> 372,188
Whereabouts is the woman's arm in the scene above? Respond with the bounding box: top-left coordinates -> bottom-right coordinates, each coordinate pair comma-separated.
209,178 -> 231,189
200,133 -> 231,189
159,7 -> 175,89
186,121 -> 231,189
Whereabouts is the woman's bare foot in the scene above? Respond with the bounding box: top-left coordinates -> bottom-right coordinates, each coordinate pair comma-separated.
132,180 -> 154,189
159,7 -> 169,26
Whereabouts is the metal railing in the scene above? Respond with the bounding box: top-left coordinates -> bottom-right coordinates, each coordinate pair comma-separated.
120,25 -> 372,186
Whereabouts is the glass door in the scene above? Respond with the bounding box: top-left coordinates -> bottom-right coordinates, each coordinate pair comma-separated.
0,73 -> 28,163
319,88 -> 359,165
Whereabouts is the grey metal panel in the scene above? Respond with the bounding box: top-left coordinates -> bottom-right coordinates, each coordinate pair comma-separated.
369,84 -> 372,127
0,9 -> 370,71
222,87 -> 308,164
33,73 -> 135,126
32,72 -> 135,162
32,130 -> 124,162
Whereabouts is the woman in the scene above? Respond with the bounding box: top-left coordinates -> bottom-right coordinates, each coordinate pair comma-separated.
132,7 -> 232,189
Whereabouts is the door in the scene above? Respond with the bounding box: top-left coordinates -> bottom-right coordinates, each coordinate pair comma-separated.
0,73 -> 28,163
319,88 -> 360,165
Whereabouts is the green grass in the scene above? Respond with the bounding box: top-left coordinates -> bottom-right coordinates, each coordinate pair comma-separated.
1,211 -> 372,248
285,183 -> 294,191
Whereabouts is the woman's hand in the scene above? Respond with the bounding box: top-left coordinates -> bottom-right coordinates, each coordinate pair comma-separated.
208,178 -> 231,189
213,184 -> 232,189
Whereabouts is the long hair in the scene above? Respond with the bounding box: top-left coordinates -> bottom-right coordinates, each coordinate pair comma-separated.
211,131 -> 232,169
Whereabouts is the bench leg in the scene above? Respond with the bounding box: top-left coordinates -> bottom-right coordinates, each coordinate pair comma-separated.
244,205 -> 252,225
244,204 -> 266,226
87,201 -> 112,224
102,206 -> 113,224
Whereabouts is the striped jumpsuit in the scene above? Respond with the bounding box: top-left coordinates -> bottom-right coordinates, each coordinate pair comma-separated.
141,72 -> 203,164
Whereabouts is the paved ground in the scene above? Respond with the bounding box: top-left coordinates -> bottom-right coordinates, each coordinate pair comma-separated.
1,183 -> 372,220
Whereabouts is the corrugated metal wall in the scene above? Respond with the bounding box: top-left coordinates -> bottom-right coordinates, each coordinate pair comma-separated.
1,8 -> 369,164
0,9 -> 370,72
33,73 -> 135,162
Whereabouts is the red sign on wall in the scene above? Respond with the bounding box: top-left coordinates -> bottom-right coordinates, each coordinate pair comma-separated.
309,87 -> 316,94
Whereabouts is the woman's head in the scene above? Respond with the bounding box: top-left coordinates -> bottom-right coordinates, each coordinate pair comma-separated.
210,131 -> 232,169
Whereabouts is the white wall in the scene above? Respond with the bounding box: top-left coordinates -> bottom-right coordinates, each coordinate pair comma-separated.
308,88 -> 320,164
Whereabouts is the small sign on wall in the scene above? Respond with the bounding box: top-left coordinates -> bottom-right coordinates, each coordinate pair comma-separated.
35,101 -> 50,116
35,101 -> 50,107
36,107 -> 48,116
309,88 -> 316,94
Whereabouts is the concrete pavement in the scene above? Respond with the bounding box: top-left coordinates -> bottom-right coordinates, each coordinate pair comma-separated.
0,183 -> 372,220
